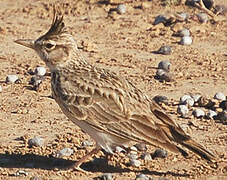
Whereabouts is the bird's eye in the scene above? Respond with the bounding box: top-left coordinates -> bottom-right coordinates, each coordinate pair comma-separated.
45,43 -> 55,49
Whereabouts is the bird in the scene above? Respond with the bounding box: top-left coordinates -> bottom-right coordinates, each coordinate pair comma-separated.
15,7 -> 216,172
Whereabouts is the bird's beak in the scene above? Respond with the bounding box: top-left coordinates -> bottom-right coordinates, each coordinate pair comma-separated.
14,39 -> 35,49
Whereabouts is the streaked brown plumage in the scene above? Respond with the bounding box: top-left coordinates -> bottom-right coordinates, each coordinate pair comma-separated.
15,7 -> 216,172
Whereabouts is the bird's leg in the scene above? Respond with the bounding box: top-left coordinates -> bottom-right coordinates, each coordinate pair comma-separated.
195,0 -> 216,18
72,147 -> 101,173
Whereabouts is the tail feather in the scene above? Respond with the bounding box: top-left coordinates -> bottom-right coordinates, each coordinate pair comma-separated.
180,139 -> 216,162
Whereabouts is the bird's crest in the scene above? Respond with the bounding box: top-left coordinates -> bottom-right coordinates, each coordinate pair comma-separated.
38,6 -> 66,40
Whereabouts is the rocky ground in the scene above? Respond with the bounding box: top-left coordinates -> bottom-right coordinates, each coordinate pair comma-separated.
0,0 -> 226,179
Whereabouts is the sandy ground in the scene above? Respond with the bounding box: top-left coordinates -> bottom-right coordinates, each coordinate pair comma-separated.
0,0 -> 226,179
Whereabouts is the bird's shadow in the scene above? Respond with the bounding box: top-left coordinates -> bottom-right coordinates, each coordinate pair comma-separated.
0,153 -> 189,177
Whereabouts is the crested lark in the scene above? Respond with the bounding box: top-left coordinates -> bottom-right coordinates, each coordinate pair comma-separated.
15,8 -> 215,172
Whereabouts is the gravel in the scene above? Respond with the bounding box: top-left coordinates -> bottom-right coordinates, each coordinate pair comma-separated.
157,45 -> 172,55
152,149 -> 168,158
56,147 -> 74,157
30,176 -> 43,180
82,140 -> 94,147
214,92 -> 226,101
35,66 -> 46,76
28,136 -> 44,147
99,173 -> 114,180
219,100 -> 227,110
206,110 -> 217,119
197,13 -> 208,23
177,105 -> 189,117
6,74 -> 19,83
116,4 -> 126,14
191,94 -> 201,103
129,159 -> 141,167
178,28 -> 190,37
135,173 -> 149,180
153,95 -> 168,105
158,60 -> 171,72
141,153 -> 152,161
193,109 -> 205,118
180,36 -> 192,45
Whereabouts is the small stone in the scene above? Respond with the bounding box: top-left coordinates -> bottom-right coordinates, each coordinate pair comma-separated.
116,4 -> 126,14
197,13 -> 208,23
115,146 -> 126,153
216,111 -> 227,123
191,94 -> 201,103
30,176 -> 42,180
82,140 -> 94,147
153,15 -> 167,25
180,36 -> 192,45
13,170 -> 29,176
177,105 -> 189,117
128,153 -> 138,160
176,12 -> 189,21
157,46 -> 172,55
0,85 -> 2,92
134,143 -> 147,151
180,95 -> 194,106
99,173 -> 113,180
35,66 -> 46,76
141,153 -> 152,161
56,148 -> 73,157
158,60 -> 171,72
152,149 -> 168,159
219,100 -> 227,110
153,95 -> 168,105
129,159 -> 141,167
135,173 -> 149,180
193,109 -> 205,118
156,69 -> 173,82
214,92 -> 226,101
6,75 -> 19,83
29,75 -> 45,91
178,28 -> 190,37
206,110 -> 217,119
28,136 -> 44,147
130,146 -> 138,152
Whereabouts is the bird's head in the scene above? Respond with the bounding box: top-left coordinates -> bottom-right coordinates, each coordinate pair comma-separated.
15,7 -> 78,71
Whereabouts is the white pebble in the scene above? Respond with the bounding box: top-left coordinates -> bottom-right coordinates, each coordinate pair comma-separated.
136,173 -> 149,180
0,85 -> 2,92
197,13 -> 208,23
158,60 -> 171,72
14,170 -> 29,176
57,148 -> 74,157
180,95 -> 191,104
177,105 -> 189,117
128,153 -> 138,160
179,28 -> 190,37
100,173 -> 113,180
129,159 -> 141,167
28,136 -> 44,147
193,109 -> 205,118
115,146 -> 126,153
35,66 -> 46,76
206,110 -> 217,119
177,12 -> 189,21
191,94 -> 201,103
142,153 -> 152,161
180,36 -> 192,45
130,146 -> 138,152
117,4 -> 126,14
6,75 -> 19,83
214,92 -> 226,101
82,140 -> 93,147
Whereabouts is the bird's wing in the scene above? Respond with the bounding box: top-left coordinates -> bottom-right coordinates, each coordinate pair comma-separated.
56,66 -> 181,147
